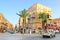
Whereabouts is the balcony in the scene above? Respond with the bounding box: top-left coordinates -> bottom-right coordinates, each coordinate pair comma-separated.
31,14 -> 35,18
27,16 -> 31,19
28,20 -> 30,23
32,19 -> 36,23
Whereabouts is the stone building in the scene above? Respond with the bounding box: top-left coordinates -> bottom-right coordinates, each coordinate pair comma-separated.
0,13 -> 14,32
27,3 -> 52,33
18,3 -> 52,33
52,18 -> 60,26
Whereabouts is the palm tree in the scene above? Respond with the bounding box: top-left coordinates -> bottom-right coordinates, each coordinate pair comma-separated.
38,12 -> 47,29
16,9 -> 28,34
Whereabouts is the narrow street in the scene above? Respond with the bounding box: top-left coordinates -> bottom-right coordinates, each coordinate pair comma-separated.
0,32 -> 60,40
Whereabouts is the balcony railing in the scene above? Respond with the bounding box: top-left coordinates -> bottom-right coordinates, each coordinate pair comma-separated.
27,16 -> 31,19
31,14 -> 35,18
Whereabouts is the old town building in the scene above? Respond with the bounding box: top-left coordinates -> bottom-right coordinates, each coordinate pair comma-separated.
0,13 -> 14,32
27,3 -> 52,33
18,3 -> 52,33
52,18 -> 60,26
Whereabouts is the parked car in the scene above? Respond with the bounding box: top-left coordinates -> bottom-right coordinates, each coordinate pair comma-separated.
3,30 -> 7,33
42,29 -> 55,38
8,30 -> 15,34
54,30 -> 60,34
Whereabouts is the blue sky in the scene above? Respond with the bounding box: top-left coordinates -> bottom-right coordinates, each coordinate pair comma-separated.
0,0 -> 60,25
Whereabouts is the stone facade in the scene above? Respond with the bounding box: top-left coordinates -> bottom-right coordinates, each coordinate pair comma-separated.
52,18 -> 60,26
28,3 -> 52,32
18,3 -> 52,33
0,13 -> 14,32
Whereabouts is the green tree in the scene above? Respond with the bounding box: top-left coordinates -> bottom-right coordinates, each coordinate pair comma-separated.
16,9 -> 28,34
38,12 -> 47,29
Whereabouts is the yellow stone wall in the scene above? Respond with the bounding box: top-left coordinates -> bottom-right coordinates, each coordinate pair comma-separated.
6,21 -> 14,30
19,17 -> 23,26
19,17 -> 28,27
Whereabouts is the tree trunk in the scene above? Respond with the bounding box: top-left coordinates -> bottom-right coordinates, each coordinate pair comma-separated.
42,20 -> 44,29
42,20 -> 45,30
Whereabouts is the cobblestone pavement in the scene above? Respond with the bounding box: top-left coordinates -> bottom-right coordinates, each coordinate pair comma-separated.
0,32 -> 60,40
